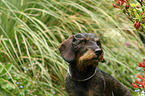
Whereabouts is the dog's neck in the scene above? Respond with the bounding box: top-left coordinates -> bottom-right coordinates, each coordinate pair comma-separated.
68,62 -> 99,81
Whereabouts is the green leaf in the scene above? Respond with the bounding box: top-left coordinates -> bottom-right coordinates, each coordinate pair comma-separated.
0,64 -> 3,73
142,13 -> 145,17
131,3 -> 136,7
0,64 -> 13,76
1,82 -> 15,90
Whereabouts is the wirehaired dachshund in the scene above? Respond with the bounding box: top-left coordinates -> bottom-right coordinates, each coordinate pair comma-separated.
59,33 -> 132,96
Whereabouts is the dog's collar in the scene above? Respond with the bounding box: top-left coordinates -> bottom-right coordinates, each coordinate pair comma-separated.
67,67 -> 98,81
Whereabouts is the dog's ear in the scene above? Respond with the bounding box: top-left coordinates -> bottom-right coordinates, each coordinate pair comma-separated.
59,36 -> 75,62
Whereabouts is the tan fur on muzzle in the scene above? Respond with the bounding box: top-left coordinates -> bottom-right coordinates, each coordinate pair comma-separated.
77,49 -> 103,71
79,49 -> 96,62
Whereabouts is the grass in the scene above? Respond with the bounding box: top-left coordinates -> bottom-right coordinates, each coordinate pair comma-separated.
0,0 -> 144,95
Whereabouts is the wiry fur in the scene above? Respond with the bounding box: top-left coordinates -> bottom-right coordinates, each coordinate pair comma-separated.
59,33 -> 132,96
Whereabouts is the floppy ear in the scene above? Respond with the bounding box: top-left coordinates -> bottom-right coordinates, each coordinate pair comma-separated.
59,36 -> 75,62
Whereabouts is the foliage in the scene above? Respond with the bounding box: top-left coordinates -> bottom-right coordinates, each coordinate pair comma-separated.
113,0 -> 145,41
0,0 -> 144,95
113,0 -> 145,95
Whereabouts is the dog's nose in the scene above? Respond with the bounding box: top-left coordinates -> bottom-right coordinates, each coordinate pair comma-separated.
94,49 -> 102,56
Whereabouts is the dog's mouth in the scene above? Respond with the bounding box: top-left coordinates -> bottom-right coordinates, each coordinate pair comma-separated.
92,55 -> 102,61
92,57 -> 99,60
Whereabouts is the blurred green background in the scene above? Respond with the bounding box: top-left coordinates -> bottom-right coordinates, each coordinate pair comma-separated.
0,0 -> 144,95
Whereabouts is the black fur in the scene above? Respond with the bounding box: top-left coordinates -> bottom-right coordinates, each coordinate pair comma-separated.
59,33 -> 132,96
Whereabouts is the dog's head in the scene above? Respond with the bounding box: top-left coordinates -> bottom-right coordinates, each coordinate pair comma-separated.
59,33 -> 103,69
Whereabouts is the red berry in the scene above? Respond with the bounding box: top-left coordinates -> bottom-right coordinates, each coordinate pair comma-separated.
136,5 -> 139,8
137,62 -> 142,67
137,73 -> 144,80
143,59 -> 145,65
134,21 -> 140,29
125,4 -> 129,10
135,79 -> 142,85
144,73 -> 145,78
143,68 -> 145,71
112,4 -> 118,8
116,0 -> 125,6
132,83 -> 141,88
142,84 -> 144,88
141,64 -> 145,67
141,12 -> 145,19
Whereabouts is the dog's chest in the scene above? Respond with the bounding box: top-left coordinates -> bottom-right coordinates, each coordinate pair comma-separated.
65,77 -> 100,96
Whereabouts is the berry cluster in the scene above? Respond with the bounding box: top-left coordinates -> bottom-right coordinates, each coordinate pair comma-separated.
137,59 -> 145,71
112,0 -> 129,10
133,11 -> 145,30
112,0 -> 145,30
134,20 -> 141,30
132,73 -> 145,89
132,59 -> 145,90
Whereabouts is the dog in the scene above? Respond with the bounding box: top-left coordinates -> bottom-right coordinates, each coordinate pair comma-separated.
59,33 -> 132,96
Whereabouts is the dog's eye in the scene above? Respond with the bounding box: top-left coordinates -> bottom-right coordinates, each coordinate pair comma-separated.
96,41 -> 101,47
81,40 -> 86,45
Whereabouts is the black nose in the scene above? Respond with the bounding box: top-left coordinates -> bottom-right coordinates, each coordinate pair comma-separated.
94,49 -> 102,56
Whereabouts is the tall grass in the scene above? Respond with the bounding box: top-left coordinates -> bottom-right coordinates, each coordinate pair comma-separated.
0,0 -> 144,95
